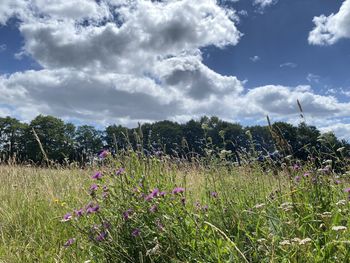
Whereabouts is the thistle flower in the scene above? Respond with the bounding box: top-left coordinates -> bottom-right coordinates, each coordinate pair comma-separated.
99,150 -> 108,159
123,209 -> 133,220
86,204 -> 100,214
90,184 -> 98,192
160,191 -> 166,197
116,167 -> 125,176
149,204 -> 157,213
132,228 -> 141,237
344,188 -> 350,193
172,187 -> 185,195
62,213 -> 72,222
303,172 -> 310,177
92,172 -> 102,180
211,191 -> 218,198
96,232 -> 107,242
294,176 -> 301,183
64,238 -> 75,247
75,208 -> 84,217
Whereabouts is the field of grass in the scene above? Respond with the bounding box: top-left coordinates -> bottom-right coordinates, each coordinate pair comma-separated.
0,154 -> 350,262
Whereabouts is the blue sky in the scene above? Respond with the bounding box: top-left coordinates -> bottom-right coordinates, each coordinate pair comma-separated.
204,0 -> 350,93
0,0 -> 349,138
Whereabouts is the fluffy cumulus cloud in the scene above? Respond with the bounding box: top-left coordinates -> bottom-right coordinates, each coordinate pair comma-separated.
0,0 -> 349,139
309,0 -> 350,45
0,0 -> 243,123
253,0 -> 278,10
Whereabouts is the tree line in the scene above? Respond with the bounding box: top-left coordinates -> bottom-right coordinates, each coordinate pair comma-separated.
0,115 -> 349,165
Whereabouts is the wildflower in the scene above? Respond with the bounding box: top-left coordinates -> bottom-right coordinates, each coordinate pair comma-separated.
160,191 -> 166,197
279,240 -> 291,246
96,232 -> 107,242
344,188 -> 350,193
86,204 -> 100,214
90,184 -> 98,192
149,204 -> 157,213
294,176 -> 301,183
116,167 -> 125,176
303,172 -> 310,177
254,203 -> 266,209
102,191 -> 108,199
172,187 -> 185,195
299,238 -> 312,245
75,208 -> 84,217
321,212 -> 332,218
132,228 -> 141,237
155,219 -> 164,231
202,205 -> 208,212
62,213 -> 72,222
257,238 -> 267,243
64,238 -> 75,247
145,193 -> 154,202
336,200 -> 347,206
332,226 -> 347,231
335,180 -> 341,185
123,209 -> 133,220
211,191 -> 218,198
291,238 -> 301,243
99,150 -> 108,159
92,172 -> 102,180
151,188 -> 160,197
292,164 -> 300,171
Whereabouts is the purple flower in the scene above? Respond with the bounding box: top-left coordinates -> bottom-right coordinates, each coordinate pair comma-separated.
122,209 -> 133,220
211,192 -> 218,198
90,184 -> 98,192
294,176 -> 301,183
335,180 -> 341,185
99,150 -> 109,159
64,238 -> 75,247
293,164 -> 300,171
149,204 -> 157,213
132,228 -> 141,237
151,188 -> 160,197
75,208 -> 84,217
96,232 -> 107,242
160,191 -> 166,197
202,205 -> 209,212
344,188 -> 350,193
62,213 -> 72,222
87,204 -> 100,214
303,172 -> 310,177
155,219 -> 164,231
92,172 -> 103,180
145,193 -> 154,202
102,191 -> 109,199
172,187 -> 185,195
116,168 -> 125,176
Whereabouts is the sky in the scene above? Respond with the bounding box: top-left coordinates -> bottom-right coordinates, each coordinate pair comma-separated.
0,0 -> 350,139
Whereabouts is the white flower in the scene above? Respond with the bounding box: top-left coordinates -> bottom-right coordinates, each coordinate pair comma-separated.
332,226 -> 347,232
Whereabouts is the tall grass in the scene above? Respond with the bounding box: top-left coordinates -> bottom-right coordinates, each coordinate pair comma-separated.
0,152 -> 349,262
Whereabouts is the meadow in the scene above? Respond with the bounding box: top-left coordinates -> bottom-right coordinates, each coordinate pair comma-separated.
0,150 -> 350,263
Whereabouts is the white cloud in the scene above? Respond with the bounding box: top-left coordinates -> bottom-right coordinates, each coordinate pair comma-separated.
306,73 -> 320,83
0,44 -> 6,52
250,55 -> 260,62
253,0 -> 278,10
280,62 -> 297,68
319,123 -> 350,140
309,0 -> 350,45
